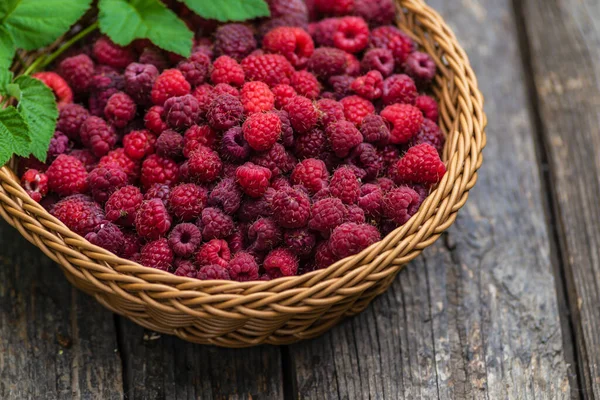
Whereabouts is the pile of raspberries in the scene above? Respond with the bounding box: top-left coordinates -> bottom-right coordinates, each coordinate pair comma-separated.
19,0 -> 446,281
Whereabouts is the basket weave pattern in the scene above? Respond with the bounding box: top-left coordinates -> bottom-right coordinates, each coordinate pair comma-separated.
0,0 -> 485,347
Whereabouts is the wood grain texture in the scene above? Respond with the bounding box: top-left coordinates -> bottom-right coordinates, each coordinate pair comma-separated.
520,0 -> 600,397
0,221 -> 123,400
287,0 -> 572,398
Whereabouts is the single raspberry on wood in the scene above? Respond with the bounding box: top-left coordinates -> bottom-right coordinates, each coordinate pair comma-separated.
47,154 -> 88,196
361,48 -> 395,77
242,112 -> 282,151
80,116 -> 117,157
140,154 -> 179,189
383,186 -> 421,225
51,195 -> 106,236
351,70 -> 383,100
135,198 -> 172,239
199,207 -> 235,240
183,125 -> 218,156
59,54 -> 95,93
196,239 -> 231,268
214,24 -> 257,61
139,238 -> 173,271
271,186 -> 311,228
197,264 -> 230,280
56,104 -> 89,140
382,74 -> 417,105
155,130 -> 183,159
326,120 -> 363,158
87,166 -> 128,203
93,37 -> 135,69
370,26 -> 414,65
104,92 -> 136,128
228,252 -> 260,282
124,63 -> 158,105
333,17 -> 370,53
411,119 -> 445,155
284,228 -> 316,257
220,127 -> 251,162
394,143 -> 446,185
236,162 -> 272,198
85,222 -> 125,255
405,51 -> 437,85
264,248 -> 298,278
208,178 -> 242,213
290,158 -> 329,194
284,95 -> 319,134
169,183 -> 208,221
169,223 -> 202,257
415,95 -> 439,122
151,69 -> 191,106
380,103 -> 424,144
308,47 -> 348,81
144,105 -> 168,134
263,27 -> 315,68
187,146 -> 222,183
241,81 -> 275,114
211,56 -> 245,86
330,222 -> 380,259
241,53 -> 295,86
163,94 -> 200,130
32,72 -> 73,106
248,217 -> 282,252
105,185 -> 143,227
339,95 -> 375,126
309,197 -> 347,236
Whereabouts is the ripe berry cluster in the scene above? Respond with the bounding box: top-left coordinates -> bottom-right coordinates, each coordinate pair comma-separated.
19,0 -> 446,281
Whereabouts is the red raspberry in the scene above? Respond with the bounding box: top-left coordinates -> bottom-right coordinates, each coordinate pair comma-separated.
326,120 -> 363,158
247,217 -> 282,251
360,114 -> 390,146
314,0 -> 353,15
344,52 -> 361,76
59,54 -> 95,93
105,185 -> 143,226
168,183 -> 207,221
213,83 -> 240,98
309,197 -> 347,235
173,260 -> 198,278
191,84 -> 216,117
151,69 -> 191,106
376,177 -> 395,193
328,74 -> 354,100
220,127 -> 251,162
290,71 -> 321,100
240,81 -> 275,114
214,24 -> 257,61
380,103 -> 424,144
308,47 -> 348,80
394,143 -> 446,184
98,148 -> 140,181
271,186 -> 311,228
378,147 -> 400,171
139,238 -> 173,271
266,0 -> 309,22
85,222 -> 125,255
211,56 -> 245,87
183,125 -> 218,156
290,158 -> 329,194
80,116 -> 117,157
140,154 -> 179,189
340,95 -> 375,126
284,95 -> 318,134
196,239 -> 231,268
228,252 -> 259,282
163,94 -> 200,129
139,47 -> 169,70
124,63 -> 158,105
346,204 -> 365,223
354,0 -> 395,26
47,154 -> 88,196
347,142 -> 383,181
283,228 -> 316,257
68,149 -> 97,172
405,51 -> 436,85
411,119 -> 445,154
294,128 -> 326,160
177,53 -> 211,87
198,264 -> 230,280
87,166 -> 128,203
241,54 -> 294,86
316,98 -> 345,128
199,207 -> 235,240
263,27 -> 315,68
144,183 -> 170,204
361,48 -> 395,77
310,18 -> 339,47
358,183 -> 384,219
236,162 -> 272,198
351,70 -> 383,100
272,109 -> 294,148
104,92 -> 136,128
242,112 -> 281,151
135,198 -> 172,239
32,72 -> 73,106
21,169 -> 49,202
333,17 -> 369,53
93,37 -> 135,69
121,231 -> 142,259
251,143 -> 295,177
382,74 -> 417,105
330,222 -> 380,259
315,240 -> 337,268
123,130 -> 156,160
330,166 -> 360,205
370,26 -> 414,65
144,105 -> 168,134
383,186 -> 421,225
47,131 -> 69,161
415,95 -> 439,122
237,189 -> 274,222
264,248 -> 298,278
187,146 -> 222,183
227,228 -> 247,255
56,104 -> 89,140
169,223 -> 202,257
208,178 -> 242,213
272,84 -> 297,109
51,195 -> 105,236
155,130 -> 183,159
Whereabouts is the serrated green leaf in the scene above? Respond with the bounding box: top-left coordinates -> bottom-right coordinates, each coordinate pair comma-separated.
0,69 -> 12,94
180,0 -> 270,22
6,83 -> 21,101
1,0 -> 92,50
0,26 -> 15,70
14,75 -> 58,162
0,106 -> 30,166
98,0 -> 193,57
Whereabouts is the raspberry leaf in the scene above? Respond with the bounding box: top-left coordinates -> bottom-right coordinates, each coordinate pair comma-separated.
0,69 -> 13,93
0,106 -> 31,166
0,27 -> 15,69
98,0 -> 193,57
180,0 -> 270,21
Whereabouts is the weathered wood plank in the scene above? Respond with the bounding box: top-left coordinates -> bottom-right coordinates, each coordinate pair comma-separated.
520,0 -> 600,397
0,221 -> 124,399
287,0 -> 572,398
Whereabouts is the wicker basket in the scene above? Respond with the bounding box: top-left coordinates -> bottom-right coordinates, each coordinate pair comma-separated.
0,0 -> 485,347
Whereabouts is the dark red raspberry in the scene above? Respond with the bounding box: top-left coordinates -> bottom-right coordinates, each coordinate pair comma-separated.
242,112 -> 281,151
330,222 -> 380,259
411,184 -> 430,204
85,222 -> 125,255
187,146 -> 222,183
351,70 -> 383,100
380,103 -> 424,144
316,98 -> 345,129
241,81 -> 275,114
214,24 -> 257,61
370,26 -> 414,65
192,84 -> 216,118
50,195 -> 106,236
220,127 -> 251,162
248,217 -> 282,252
415,95 -> 439,122
330,166 -> 360,204
139,238 -> 173,271
358,183 -> 384,219
144,105 -> 168,134
88,71 -> 125,116
151,69 -> 191,106
394,143 -> 446,185
21,169 -> 49,202
347,142 -> 383,181
47,154 -> 88,196
251,144 -> 294,177
345,204 -> 365,224
290,158 -> 329,194
376,177 -> 395,193
309,197 -> 347,235
228,252 -> 259,281
264,248 -> 298,278
105,185 -> 143,226
56,104 -> 89,140
104,92 -> 136,128
183,125 -> 218,156
241,54 -> 295,86
361,48 -> 395,77
211,56 -> 245,86
263,27 -> 315,68
290,71 -> 321,100
271,186 -> 311,228
333,17 -> 369,53
213,83 -> 240,98
177,53 -> 211,87
328,74 -> 354,100
284,95 -> 318,134
360,114 -> 390,146
314,0 -> 353,15
227,228 -> 247,254
173,260 -> 198,278
144,183 -> 171,204
68,149 -> 97,172
199,207 -> 235,240
314,240 -> 336,268
98,148 -> 140,181
168,183 -> 207,221
196,239 -> 231,268
411,119 -> 445,154
236,162 -> 272,198
344,52 -> 361,76
59,54 -> 95,93
405,51 -> 437,85
383,186 -> 421,225
135,199 -> 172,239
124,63 -> 158,105
93,37 -> 135,69
47,131 -> 69,161
272,84 -> 297,109
266,0 -> 309,23
354,0 -> 395,26
33,72 -> 73,106
140,154 -> 179,189
237,189 -> 274,222
121,231 -> 142,258
139,47 -> 169,70
340,95 -> 375,126
80,116 -> 117,157
197,264 -> 230,280
162,94 -> 200,130
155,130 -> 183,159
87,166 -> 128,203
169,223 -> 202,257
310,18 -> 339,47
283,229 -> 316,257
308,47 -> 348,80
208,178 -> 242,213
382,74 -> 417,105
326,120 -> 363,158
207,94 -> 244,129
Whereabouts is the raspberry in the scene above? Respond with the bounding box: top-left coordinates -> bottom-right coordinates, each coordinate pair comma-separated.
272,84 -> 297,109
173,260 -> 198,278
135,198 -> 172,239
144,183 -> 171,204
315,240 -> 336,268
168,223 -> 202,257
247,217 -> 282,251
124,63 -> 158,105
394,143 -> 446,184
339,95 -> 375,126
220,127 -> 250,162
197,239 -> 231,268
242,112 -> 281,151
211,56 -> 245,87
290,158 -> 329,194
199,207 -> 234,240
283,229 -> 316,257
197,264 -> 230,280
267,0 -> 309,22
251,143 -> 294,177
32,72 -> 73,106
80,116 -> 117,157
47,131 -> 69,161
380,103 -> 424,144
163,94 -> 200,130
358,183 -> 384,219
354,0 -> 395,26
187,146 -> 222,182
333,17 -> 369,53
87,166 -> 128,203
347,143 -> 383,181
411,119 -> 445,154
191,84 -> 216,118
360,114 -> 390,146
104,92 -> 136,128
47,155 -> 88,196
227,229 -> 247,254
411,184 -> 430,204
214,24 -> 257,61
213,83 -> 240,98
68,149 -> 96,172
361,48 -> 395,77
88,71 -> 125,116
121,130 -> 154,161
382,74 -> 417,106
309,197 -> 346,235
314,0 -> 353,15
308,47 -> 348,80
284,96 -> 318,134
98,148 -> 140,181
236,162 -> 272,198
228,252 -> 259,282
155,130 -> 183,159
151,69 -> 191,106
264,248 -> 298,278
330,222 -> 380,259
376,177 -> 396,192
168,183 -> 207,221
328,74 -> 354,100
383,186 -> 421,225
271,186 -> 311,228
140,154 -> 179,189
345,204 -> 365,224
183,125 -> 218,156
177,53 -> 211,87
344,52 -> 361,76
326,120 -> 363,158
290,71 -> 321,100
21,169 -> 49,202
415,95 -> 439,122
139,47 -> 169,70
405,51 -> 437,85
310,18 -> 339,47
139,238 -> 173,271
56,104 -> 89,140
203,94 -> 243,132
121,231 -> 142,259
85,222 -> 125,255
105,185 -> 143,226
93,37 -> 135,69
59,54 -> 95,93
241,54 -> 294,86
330,166 -> 360,204
237,189 -> 274,222
144,105 -> 168,134
208,178 -> 242,213
370,26 -> 414,65
263,27 -> 315,68
351,70 -> 383,100
50,195 -> 105,236
240,81 -> 275,114
316,98 -> 345,128
268,110 -> 292,149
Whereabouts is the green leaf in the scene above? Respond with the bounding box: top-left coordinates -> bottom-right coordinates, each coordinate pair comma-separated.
0,106 -> 30,166
98,0 -> 193,57
14,75 -> 58,162
0,69 -> 12,93
180,0 -> 270,21
1,0 -> 92,50
0,26 -> 15,70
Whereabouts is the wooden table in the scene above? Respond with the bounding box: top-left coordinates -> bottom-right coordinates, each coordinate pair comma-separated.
2,0 -> 600,398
